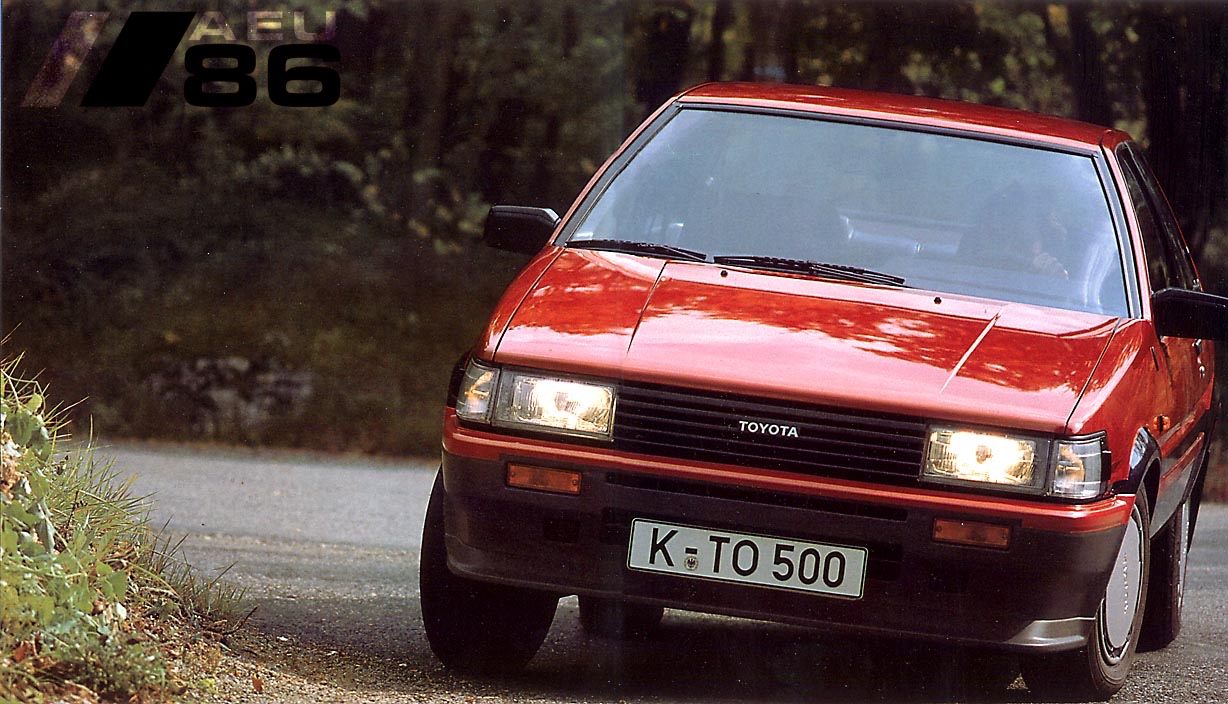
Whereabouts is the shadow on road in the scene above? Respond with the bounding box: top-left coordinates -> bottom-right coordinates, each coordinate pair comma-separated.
239,592 -> 1032,704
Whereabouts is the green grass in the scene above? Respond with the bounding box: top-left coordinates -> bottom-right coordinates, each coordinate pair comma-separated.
1,361 -> 243,702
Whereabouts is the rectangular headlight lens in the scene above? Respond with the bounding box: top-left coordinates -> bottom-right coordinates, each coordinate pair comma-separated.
493,371 -> 615,439
1050,437 -> 1107,499
923,427 -> 1044,492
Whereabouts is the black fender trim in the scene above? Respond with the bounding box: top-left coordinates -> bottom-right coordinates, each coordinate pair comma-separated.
1117,427 -> 1159,500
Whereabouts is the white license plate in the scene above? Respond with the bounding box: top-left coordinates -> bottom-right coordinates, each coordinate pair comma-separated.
627,519 -> 867,599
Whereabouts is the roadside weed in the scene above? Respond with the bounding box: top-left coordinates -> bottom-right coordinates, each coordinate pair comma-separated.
1,360 -> 243,702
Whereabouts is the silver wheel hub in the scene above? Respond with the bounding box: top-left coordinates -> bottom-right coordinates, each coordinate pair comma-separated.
1101,503 -> 1144,662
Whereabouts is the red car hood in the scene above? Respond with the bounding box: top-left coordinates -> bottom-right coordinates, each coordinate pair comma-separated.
489,250 -> 1120,434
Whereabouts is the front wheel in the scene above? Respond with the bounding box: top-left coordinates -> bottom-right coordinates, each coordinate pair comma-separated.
419,472 -> 558,674
1022,491 -> 1150,701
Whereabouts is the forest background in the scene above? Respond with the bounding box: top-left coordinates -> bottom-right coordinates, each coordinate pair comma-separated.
4,1 -> 1228,495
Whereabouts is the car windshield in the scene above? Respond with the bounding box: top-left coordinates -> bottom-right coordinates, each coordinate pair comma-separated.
566,108 -> 1128,316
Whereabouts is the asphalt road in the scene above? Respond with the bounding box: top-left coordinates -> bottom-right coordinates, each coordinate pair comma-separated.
108,442 -> 1228,703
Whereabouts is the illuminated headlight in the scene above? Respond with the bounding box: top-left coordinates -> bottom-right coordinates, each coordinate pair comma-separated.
454,360 -> 615,440
924,428 -> 1043,492
494,372 -> 615,439
923,427 -> 1109,499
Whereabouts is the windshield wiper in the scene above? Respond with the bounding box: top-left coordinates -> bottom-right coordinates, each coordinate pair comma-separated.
712,255 -> 907,287
567,239 -> 708,262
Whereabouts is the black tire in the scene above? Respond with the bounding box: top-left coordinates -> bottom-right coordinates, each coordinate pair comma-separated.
1022,491 -> 1150,702
578,596 -> 664,639
1140,498 -> 1190,651
419,472 -> 558,674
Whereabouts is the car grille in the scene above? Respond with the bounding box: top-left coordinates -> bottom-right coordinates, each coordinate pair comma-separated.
613,382 -> 927,484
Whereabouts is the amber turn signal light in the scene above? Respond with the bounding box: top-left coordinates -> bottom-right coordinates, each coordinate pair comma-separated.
932,518 -> 1011,549
507,464 -> 582,495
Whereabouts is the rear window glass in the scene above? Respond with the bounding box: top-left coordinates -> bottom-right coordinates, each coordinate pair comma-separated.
569,109 -> 1127,317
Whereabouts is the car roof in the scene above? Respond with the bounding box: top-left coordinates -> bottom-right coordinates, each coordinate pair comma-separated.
678,83 -> 1125,152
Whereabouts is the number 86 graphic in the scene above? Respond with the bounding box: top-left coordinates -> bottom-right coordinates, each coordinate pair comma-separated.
185,44 -> 340,108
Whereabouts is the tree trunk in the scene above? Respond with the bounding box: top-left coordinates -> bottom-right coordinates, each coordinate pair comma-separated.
781,0 -> 806,83
1136,5 -> 1228,257
1175,6 -> 1228,257
634,1 -> 695,114
1065,3 -> 1114,126
402,2 -> 466,218
861,3 -> 913,94
708,0 -> 734,81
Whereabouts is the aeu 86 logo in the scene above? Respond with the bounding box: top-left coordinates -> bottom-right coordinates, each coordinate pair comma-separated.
23,10 -> 340,108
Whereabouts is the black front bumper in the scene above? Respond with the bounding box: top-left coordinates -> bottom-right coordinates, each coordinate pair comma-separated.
440,451 -> 1128,653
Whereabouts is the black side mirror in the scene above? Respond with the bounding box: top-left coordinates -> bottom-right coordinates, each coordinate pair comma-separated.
1152,287 -> 1228,340
483,205 -> 560,254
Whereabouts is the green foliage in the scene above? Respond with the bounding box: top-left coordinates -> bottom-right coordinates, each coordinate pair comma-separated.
0,362 -> 243,701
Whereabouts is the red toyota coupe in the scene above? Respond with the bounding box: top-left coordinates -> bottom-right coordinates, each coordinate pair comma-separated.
420,83 -> 1227,700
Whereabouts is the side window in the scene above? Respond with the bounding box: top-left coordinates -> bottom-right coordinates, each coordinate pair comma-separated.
1126,145 -> 1200,291
1118,153 -> 1175,292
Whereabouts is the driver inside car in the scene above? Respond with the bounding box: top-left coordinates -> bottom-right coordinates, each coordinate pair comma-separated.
961,186 -> 1071,278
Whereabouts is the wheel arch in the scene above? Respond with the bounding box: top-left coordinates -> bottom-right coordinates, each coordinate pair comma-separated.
1120,427 -> 1161,531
